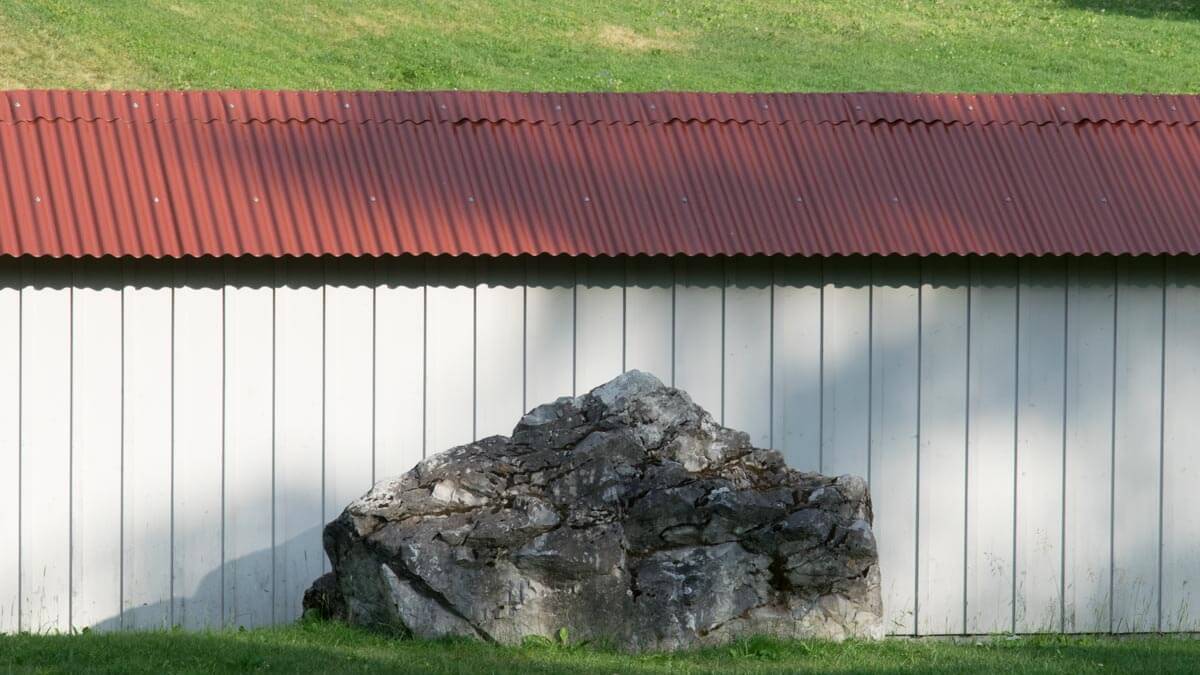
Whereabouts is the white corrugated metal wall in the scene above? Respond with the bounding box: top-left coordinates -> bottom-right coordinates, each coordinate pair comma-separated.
1,255 -> 1197,635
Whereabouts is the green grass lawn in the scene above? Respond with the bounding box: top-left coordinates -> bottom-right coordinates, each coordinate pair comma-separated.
1,621 -> 1199,674
0,0 -> 1197,92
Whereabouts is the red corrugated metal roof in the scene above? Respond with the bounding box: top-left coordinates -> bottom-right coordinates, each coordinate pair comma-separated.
1,90 -> 1199,258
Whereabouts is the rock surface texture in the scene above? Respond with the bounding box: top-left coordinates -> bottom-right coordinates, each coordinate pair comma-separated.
306,371 -> 883,651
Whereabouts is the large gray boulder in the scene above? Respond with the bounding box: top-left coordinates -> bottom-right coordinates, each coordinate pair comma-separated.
306,371 -> 883,651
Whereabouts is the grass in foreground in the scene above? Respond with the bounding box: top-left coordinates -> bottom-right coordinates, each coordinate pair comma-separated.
2,621 -> 1200,674
0,1 -> 1198,92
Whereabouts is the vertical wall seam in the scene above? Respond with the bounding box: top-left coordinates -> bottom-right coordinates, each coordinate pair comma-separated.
1059,262 -> 1070,634
1157,259 -> 1167,633
621,260 -> 627,373
219,274 -> 227,626
572,262 -> 578,397
962,258 -> 972,635
67,284 -> 74,632
270,281 -> 278,626
15,275 -> 21,633
168,284 -> 175,629
866,263 -> 874,486
671,261 -> 678,387
818,261 -> 825,474
720,260 -> 726,424
118,273 -> 124,630
421,266 -> 427,459
320,275 -> 327,569
476,262 -> 481,437
1108,261 -> 1119,633
522,267 -> 528,415
371,265 -> 377,484
473,262 -> 479,440
913,259 -> 923,634
768,263 -> 775,451
1012,262 -> 1022,634
670,259 -> 678,387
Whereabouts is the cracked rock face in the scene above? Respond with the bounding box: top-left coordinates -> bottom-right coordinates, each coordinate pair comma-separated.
305,370 -> 883,651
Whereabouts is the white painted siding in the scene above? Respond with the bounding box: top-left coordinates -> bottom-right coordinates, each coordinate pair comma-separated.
0,259 -> 18,633
173,260 -> 225,630
20,261 -> 72,633
868,257 -> 920,635
71,261 -> 123,631
916,257 -> 969,636
121,260 -> 173,630
1014,257 -> 1067,633
1063,256 -> 1116,633
273,258 -> 326,617
223,261 -> 275,629
0,255 -> 1196,635
965,256 -> 1016,634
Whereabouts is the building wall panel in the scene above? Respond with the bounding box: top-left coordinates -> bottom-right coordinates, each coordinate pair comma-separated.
724,258 -> 772,448
1162,257 -> 1200,632
916,257 -> 970,635
121,261 -> 173,630
869,257 -> 920,635
1063,256 -> 1116,633
964,257 -> 1017,634
173,260 -> 225,629
0,259 -> 19,633
223,261 -> 275,629
474,258 -> 524,438
19,262 -> 72,633
70,261 -> 123,631
1014,258 -> 1067,633
0,254 -> 1192,636
1112,257 -> 1164,633
771,259 -> 821,471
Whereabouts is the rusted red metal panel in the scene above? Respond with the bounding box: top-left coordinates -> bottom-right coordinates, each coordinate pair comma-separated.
0,90 -> 1199,258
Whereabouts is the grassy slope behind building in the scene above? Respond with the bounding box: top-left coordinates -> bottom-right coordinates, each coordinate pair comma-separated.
0,0 -> 1198,92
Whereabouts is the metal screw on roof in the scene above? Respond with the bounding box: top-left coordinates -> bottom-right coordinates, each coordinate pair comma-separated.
33,195 -> 40,203
1004,196 -> 1013,203
681,196 -> 688,204
467,196 -> 475,203
228,103 -> 235,109
440,104 -> 447,109
369,196 -> 377,203
967,105 -> 974,111
649,104 -> 656,110
582,196 -> 591,203
1059,106 -> 1067,112
795,197 -> 804,203
12,102 -> 19,108
132,102 -> 140,109
890,196 -> 900,203
343,103 -> 350,109
1171,106 -> 1178,112
252,196 -> 260,203
855,105 -> 863,111
153,196 -> 160,203
1099,196 -> 1108,204
555,104 -> 562,111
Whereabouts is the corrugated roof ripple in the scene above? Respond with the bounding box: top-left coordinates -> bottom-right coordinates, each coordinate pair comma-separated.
1,90 -> 1198,257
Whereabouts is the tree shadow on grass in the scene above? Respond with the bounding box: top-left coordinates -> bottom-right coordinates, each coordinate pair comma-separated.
1059,0 -> 1200,21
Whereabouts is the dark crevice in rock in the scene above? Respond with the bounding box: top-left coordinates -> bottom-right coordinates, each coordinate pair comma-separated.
387,562 -> 498,644
768,555 -> 795,594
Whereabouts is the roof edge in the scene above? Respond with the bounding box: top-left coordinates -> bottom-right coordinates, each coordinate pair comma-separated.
3,90 -> 1199,125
